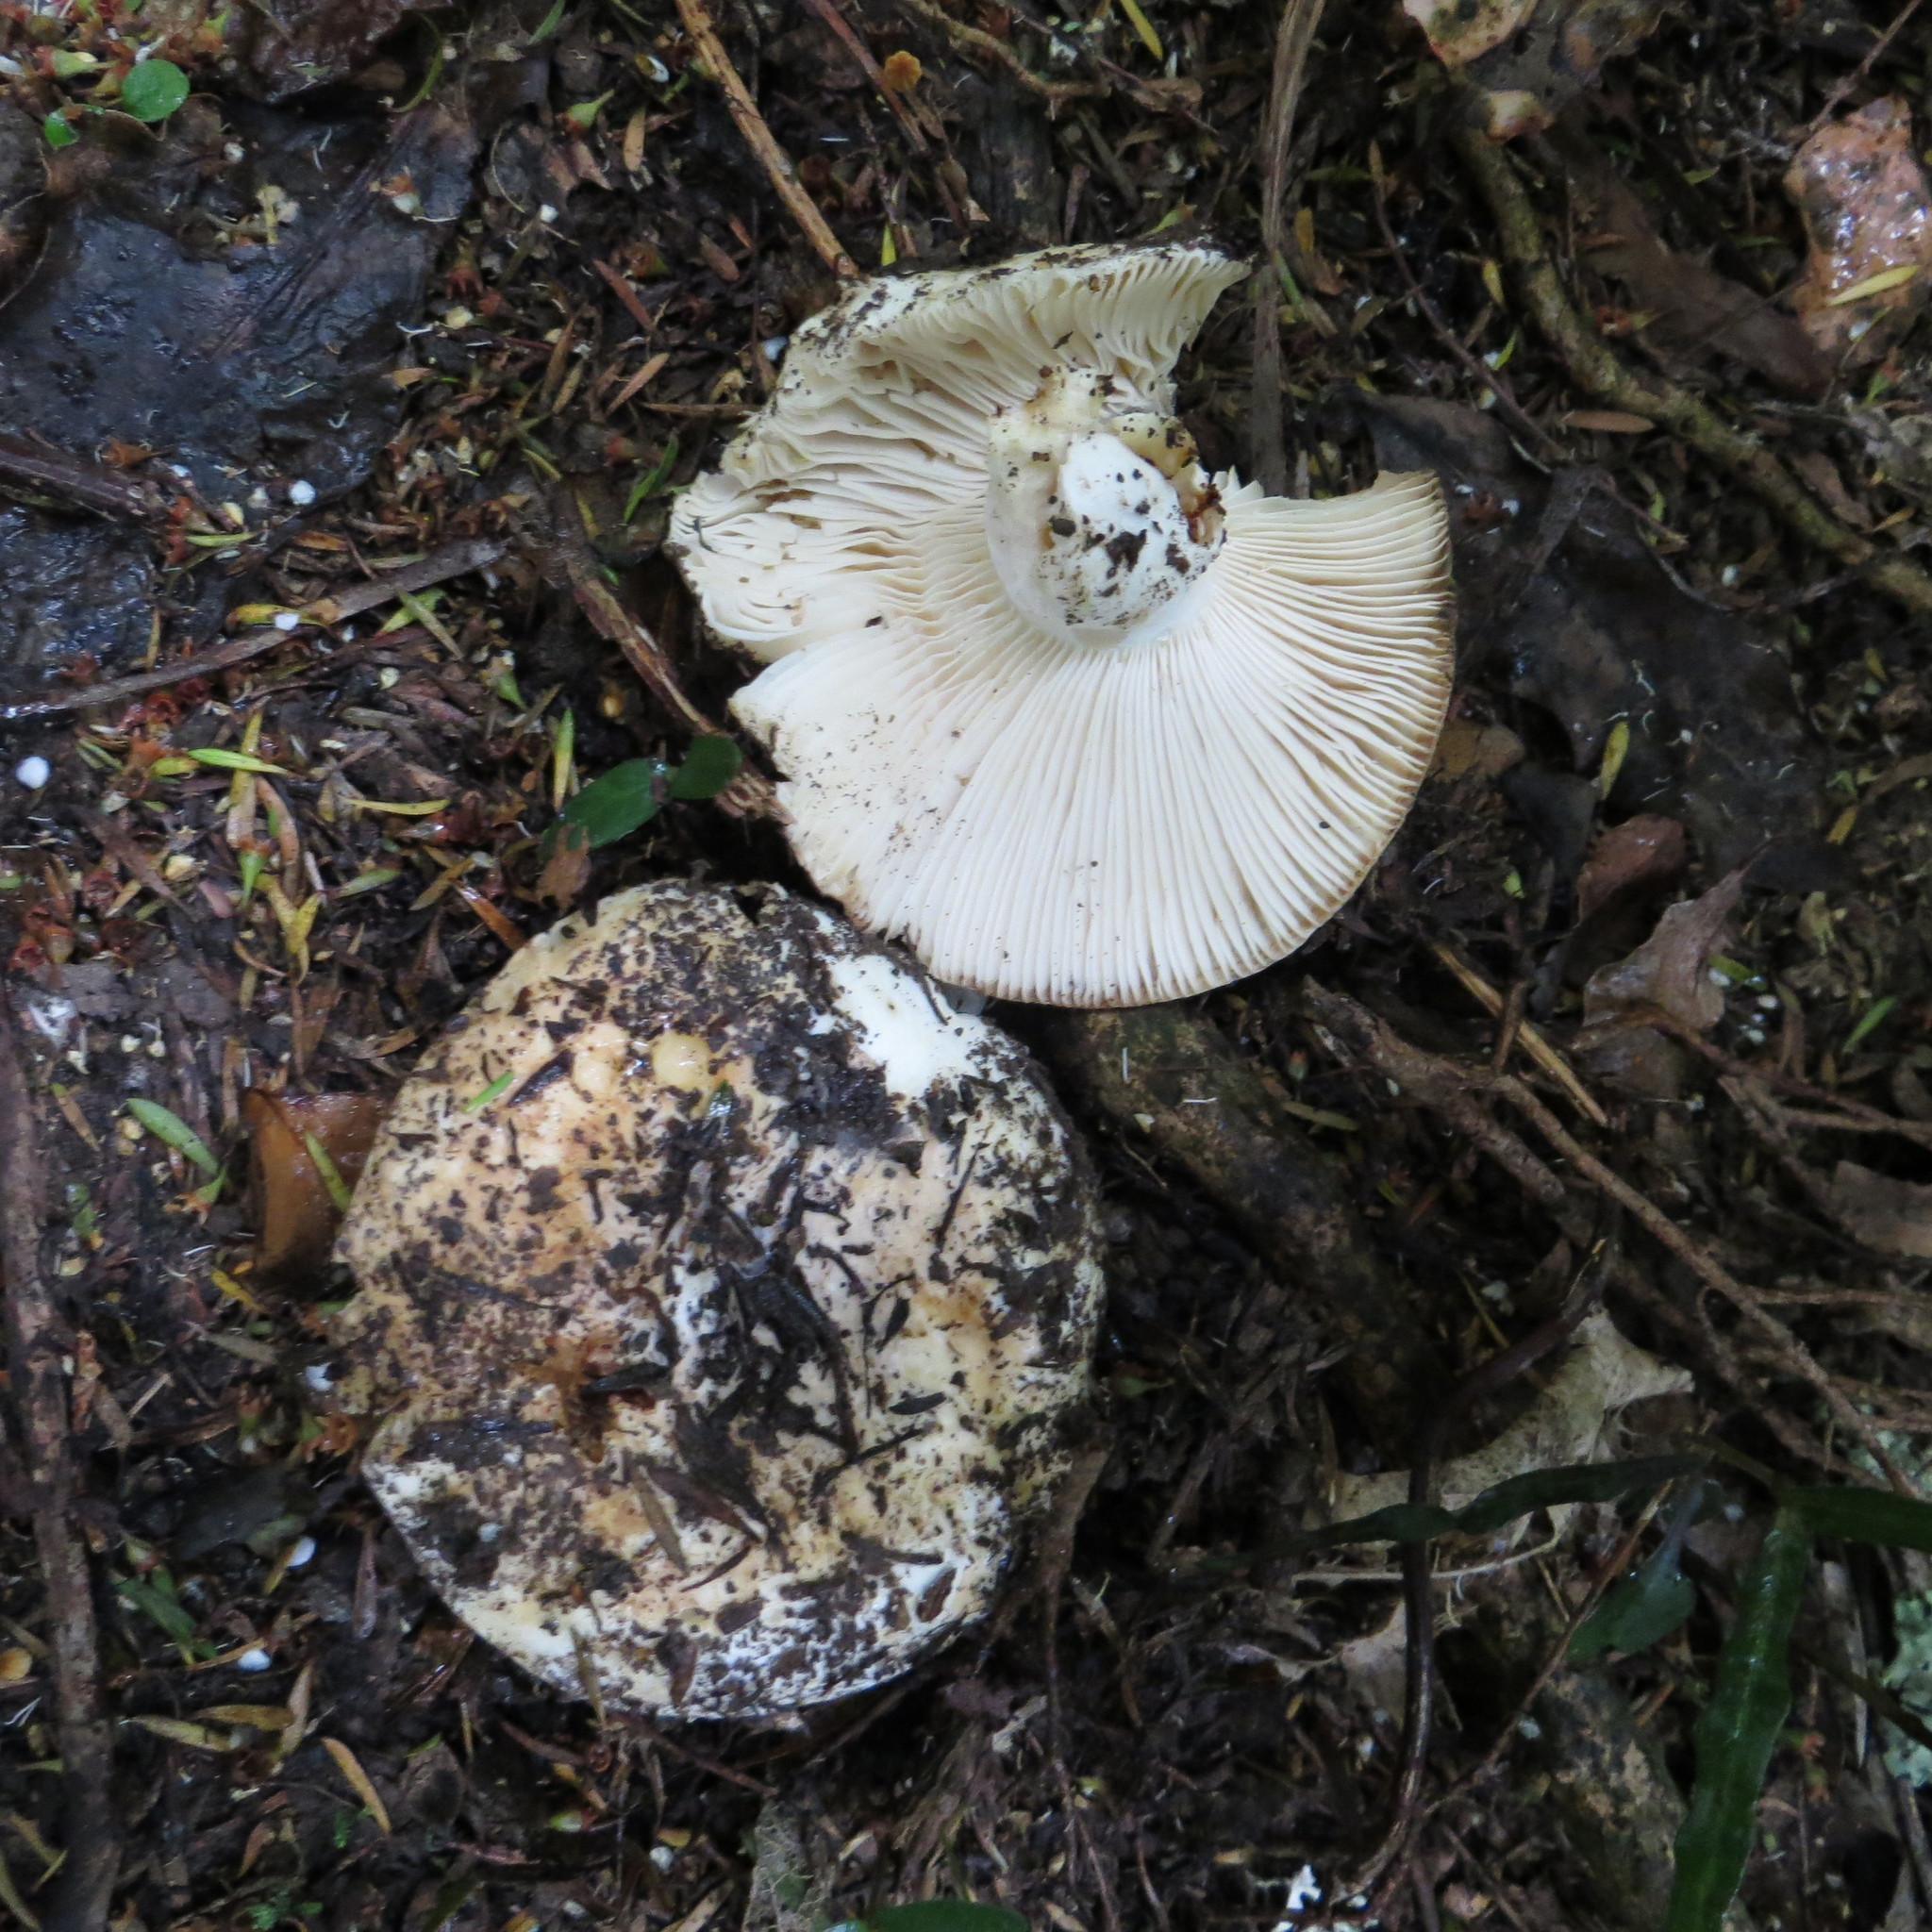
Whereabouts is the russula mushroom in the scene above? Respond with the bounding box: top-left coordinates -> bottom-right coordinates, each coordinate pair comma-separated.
670,241 -> 1455,1008
328,880 -> 1103,1721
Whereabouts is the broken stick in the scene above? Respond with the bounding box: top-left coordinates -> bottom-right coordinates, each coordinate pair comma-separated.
674,0 -> 858,279
0,993 -> 118,1932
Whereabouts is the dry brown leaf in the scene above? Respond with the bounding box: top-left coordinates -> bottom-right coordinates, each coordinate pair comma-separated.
245,1091 -> 386,1292
1576,814 -> 1686,923
1561,131 -> 1830,397
1406,0 -> 1666,136
1824,1160 -> 1932,1258
1581,869 -> 1746,1034
1564,409 -> 1657,433
535,822 -> 593,907
320,1737 -> 393,1836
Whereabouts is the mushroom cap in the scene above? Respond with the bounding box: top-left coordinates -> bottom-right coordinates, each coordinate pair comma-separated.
671,242 -> 1454,1008
329,882 -> 1103,1722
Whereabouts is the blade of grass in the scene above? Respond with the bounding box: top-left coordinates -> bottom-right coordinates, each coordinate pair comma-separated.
1668,1505 -> 1811,1932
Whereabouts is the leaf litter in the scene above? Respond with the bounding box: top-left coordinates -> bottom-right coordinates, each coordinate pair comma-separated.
10,0 -> 1932,1928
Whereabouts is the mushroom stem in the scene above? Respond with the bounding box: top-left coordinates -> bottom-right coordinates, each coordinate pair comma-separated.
673,0 -> 859,281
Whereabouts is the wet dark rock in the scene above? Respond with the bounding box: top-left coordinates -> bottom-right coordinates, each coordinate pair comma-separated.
0,97 -> 475,692
0,102 -> 475,506
0,508 -> 155,690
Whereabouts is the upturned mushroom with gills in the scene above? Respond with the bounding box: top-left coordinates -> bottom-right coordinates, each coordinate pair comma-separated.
671,242 -> 1455,1008
325,880 -> 1105,1722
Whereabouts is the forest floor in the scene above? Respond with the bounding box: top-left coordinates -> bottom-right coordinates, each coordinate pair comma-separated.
8,0 -> 1932,1926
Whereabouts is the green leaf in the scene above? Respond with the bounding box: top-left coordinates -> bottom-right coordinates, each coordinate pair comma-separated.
623,433 -> 681,522
1454,1456 -> 1707,1535
529,0 -> 569,40
669,735 -> 742,800
125,1098 -> 221,1177
462,1071 -> 516,1115
121,58 -> 190,123
1786,1485 -> 1932,1552
1667,1505 -> 1811,1932
1571,1541 -> 1696,1661
302,1133 -> 353,1213
43,110 -> 77,149
870,1907 -> 1030,1932
118,1570 -> 199,1646
560,758 -> 669,848
1207,1455 -> 1711,1574
1846,993 -> 1897,1053
180,746 -> 290,776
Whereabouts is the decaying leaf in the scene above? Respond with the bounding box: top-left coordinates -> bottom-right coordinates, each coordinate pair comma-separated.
1560,130 -> 1830,397
1824,1161 -> 1932,1259
1582,869 -> 1746,1034
1328,1311 -> 1691,1528
1786,98 -> 1932,365
244,1091 -> 386,1291
1576,814 -> 1687,924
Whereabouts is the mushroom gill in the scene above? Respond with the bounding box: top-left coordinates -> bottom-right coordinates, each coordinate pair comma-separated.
670,242 -> 1455,1010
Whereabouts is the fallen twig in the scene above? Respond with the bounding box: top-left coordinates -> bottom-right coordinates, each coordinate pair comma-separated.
1429,940 -> 1608,1126
1803,0 -> 1926,136
303,537 -> 508,625
1368,151 -> 1565,464
0,627 -> 303,724
804,0 -> 928,152
544,488 -> 777,822
674,0 -> 858,279
1613,1002 -> 1932,1156
626,1716 -> 775,1795
1249,0 -> 1324,496
0,430 -> 171,526
1305,983 -> 1837,1472
0,994 -> 118,1932
891,0 -> 1104,108
1452,113 -> 1932,618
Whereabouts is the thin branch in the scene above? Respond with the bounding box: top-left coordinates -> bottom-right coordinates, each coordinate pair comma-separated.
1248,0 -> 1324,495
1492,1073 -> 1912,1489
674,0 -> 859,279
892,0 -> 1104,108
302,537 -> 508,626
545,487 -> 778,822
0,993 -> 118,1932
803,0 -> 929,152
1,627 -> 304,724
1305,982 -> 1836,1472
0,430 -> 171,525
1803,0 -> 1927,135
1368,153 -> 1565,463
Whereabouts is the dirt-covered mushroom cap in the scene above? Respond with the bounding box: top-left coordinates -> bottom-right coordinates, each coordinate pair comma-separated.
670,242 -> 1454,1008
329,881 -> 1104,1721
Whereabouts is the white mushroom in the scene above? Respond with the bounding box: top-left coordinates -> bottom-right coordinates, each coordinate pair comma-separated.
329,881 -> 1103,1721
670,242 -> 1455,1008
